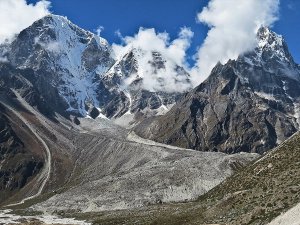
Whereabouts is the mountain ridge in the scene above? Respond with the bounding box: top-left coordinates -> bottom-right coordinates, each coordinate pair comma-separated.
0,14 -> 193,126
0,12 -> 299,225
134,27 -> 300,153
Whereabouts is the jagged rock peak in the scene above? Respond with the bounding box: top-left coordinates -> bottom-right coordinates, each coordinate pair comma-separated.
134,27 -> 300,154
236,27 -> 300,80
28,14 -> 110,48
5,13 -> 115,117
256,26 -> 285,48
256,26 -> 294,63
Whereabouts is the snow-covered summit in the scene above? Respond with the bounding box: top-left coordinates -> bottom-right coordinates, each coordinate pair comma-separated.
37,14 -> 109,45
238,27 -> 300,80
106,47 -> 192,93
105,47 -> 140,79
256,26 -> 295,64
100,47 -> 190,125
257,26 -> 285,49
0,14 -> 191,121
6,14 -> 114,116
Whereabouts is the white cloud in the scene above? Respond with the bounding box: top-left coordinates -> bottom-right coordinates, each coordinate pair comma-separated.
287,3 -> 295,10
0,46 -> 9,63
96,26 -> 104,37
192,0 -> 280,85
114,29 -> 123,40
112,27 -> 194,93
0,57 -> 8,63
34,37 -> 60,53
0,0 -> 51,44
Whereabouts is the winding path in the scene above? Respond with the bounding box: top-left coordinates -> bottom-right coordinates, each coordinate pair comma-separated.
2,101 -> 52,207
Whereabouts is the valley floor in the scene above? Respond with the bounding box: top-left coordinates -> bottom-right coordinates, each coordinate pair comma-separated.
0,210 -> 90,225
1,89 -> 299,225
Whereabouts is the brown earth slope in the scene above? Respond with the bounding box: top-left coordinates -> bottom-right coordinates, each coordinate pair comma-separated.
0,102 -> 43,203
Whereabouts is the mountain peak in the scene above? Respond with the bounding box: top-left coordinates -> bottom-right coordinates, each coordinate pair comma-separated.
6,13 -> 115,117
255,26 -> 293,63
40,14 -> 69,23
29,14 -> 109,47
256,26 -> 285,50
32,14 -> 76,32
235,27 -> 300,80
137,25 -> 300,154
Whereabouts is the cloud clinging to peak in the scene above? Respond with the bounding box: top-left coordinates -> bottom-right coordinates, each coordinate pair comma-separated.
191,0 -> 280,84
0,0 -> 282,92
0,0 -> 51,44
112,27 -> 194,93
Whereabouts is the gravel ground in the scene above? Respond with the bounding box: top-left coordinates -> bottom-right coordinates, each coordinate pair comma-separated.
0,210 -> 90,225
31,118 -> 258,213
268,202 -> 300,225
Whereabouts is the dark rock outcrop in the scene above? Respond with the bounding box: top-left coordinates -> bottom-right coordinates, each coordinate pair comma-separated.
135,27 -> 300,154
0,105 -> 43,202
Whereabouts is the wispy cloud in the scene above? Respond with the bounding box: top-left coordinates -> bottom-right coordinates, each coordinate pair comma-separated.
112,0 -> 281,89
34,37 -> 60,53
96,26 -> 104,37
0,0 -> 51,44
0,57 -> 8,63
112,27 -> 194,93
287,1 -> 296,11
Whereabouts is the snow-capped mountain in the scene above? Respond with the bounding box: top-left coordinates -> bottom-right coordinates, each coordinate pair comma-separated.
102,47 -> 191,126
135,27 -> 300,154
3,14 -> 114,116
105,47 -> 191,93
0,14 -> 191,124
247,27 -> 300,79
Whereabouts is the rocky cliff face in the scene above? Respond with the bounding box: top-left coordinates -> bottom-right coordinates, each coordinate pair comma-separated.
0,15 -> 190,123
1,15 -> 299,154
103,48 -> 191,126
2,15 -> 114,117
135,27 -> 300,154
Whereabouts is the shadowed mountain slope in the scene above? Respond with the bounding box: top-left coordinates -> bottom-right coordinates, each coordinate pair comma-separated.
135,27 -> 300,154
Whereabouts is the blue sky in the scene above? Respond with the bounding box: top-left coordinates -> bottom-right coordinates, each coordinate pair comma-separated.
27,0 -> 300,64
